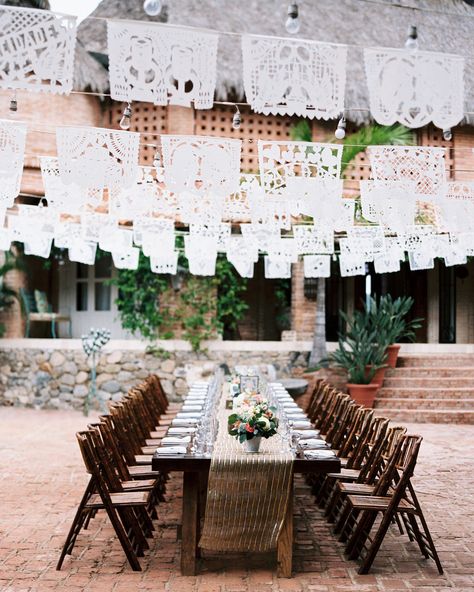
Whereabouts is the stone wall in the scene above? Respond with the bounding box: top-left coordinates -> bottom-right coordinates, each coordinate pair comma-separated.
0,339 -> 312,411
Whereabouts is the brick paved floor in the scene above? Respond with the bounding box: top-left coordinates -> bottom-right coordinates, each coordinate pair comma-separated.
1,408 -> 473,592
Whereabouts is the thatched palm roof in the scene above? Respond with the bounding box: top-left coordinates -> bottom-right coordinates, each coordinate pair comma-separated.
5,0 -> 471,122
0,0 -> 109,92
76,0 -> 474,124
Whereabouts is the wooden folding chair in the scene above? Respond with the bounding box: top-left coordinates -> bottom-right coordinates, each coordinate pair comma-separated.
343,435 -> 443,574
57,431 -> 153,572
333,425 -> 406,535
316,408 -> 374,508
324,417 -> 389,521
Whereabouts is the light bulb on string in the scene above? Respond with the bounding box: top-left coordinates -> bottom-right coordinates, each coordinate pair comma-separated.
9,91 -> 17,116
404,25 -> 418,51
143,0 -> 162,16
119,102 -> 132,130
285,2 -> 300,34
232,105 -> 241,130
153,149 -> 161,168
443,128 -> 453,141
335,115 -> 346,140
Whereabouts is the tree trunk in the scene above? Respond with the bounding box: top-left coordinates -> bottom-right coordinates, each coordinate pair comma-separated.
308,277 -> 327,368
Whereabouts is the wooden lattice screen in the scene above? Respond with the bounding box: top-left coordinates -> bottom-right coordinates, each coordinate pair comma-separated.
108,101 -> 168,165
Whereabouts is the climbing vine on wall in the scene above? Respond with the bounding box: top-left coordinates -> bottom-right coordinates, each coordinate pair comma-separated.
111,252 -> 249,351
110,252 -> 171,340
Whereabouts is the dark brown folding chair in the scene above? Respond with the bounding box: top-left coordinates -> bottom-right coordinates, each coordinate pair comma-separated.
343,435 -> 443,575
57,431 -> 154,572
333,425 -> 406,535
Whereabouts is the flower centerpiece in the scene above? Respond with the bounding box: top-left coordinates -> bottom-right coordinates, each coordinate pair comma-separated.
227,392 -> 279,452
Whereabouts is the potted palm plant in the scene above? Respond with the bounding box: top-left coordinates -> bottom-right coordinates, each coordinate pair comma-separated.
329,310 -> 387,408
367,295 -> 423,368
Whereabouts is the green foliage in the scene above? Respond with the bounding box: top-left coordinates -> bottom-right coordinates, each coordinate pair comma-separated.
111,251 -> 170,340
330,309 -> 387,384
179,274 -> 219,351
366,294 -> 423,345
112,252 -> 248,351
215,256 -> 249,334
290,119 -> 312,142
274,278 -> 292,331
145,344 -> 171,359
329,294 -> 423,384
0,251 -> 22,337
340,125 -> 414,175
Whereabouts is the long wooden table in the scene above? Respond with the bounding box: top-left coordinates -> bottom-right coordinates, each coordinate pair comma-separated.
152,452 -> 341,577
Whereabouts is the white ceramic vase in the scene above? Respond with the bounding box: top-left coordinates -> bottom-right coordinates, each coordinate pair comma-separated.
244,435 -> 262,453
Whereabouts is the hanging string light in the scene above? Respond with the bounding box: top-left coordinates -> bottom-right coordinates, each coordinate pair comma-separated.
119,102 -> 132,130
335,114 -> 346,139
405,25 -> 419,51
232,105 -> 241,130
9,91 -> 17,115
443,128 -> 453,141
143,0 -> 162,16
153,149 -> 161,168
285,2 -> 300,34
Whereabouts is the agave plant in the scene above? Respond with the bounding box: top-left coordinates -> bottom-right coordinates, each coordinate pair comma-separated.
329,309 -> 387,384
366,294 -> 423,346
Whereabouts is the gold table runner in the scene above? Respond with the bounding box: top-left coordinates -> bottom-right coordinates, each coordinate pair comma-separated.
199,388 -> 294,552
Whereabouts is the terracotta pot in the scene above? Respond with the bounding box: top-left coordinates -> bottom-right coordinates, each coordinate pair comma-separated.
244,435 -> 262,453
346,383 -> 379,408
365,365 -> 387,388
386,344 -> 401,368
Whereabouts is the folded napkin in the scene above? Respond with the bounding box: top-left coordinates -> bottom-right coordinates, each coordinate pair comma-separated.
291,420 -> 312,429
176,412 -> 202,419
294,429 -> 321,439
172,418 -> 199,427
299,438 -> 328,450
304,449 -> 337,459
168,427 -> 196,434
155,446 -> 187,455
286,412 -> 307,419
181,406 -> 203,412
161,436 -> 191,446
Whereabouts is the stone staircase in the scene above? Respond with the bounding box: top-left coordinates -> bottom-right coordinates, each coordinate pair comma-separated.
374,354 -> 474,424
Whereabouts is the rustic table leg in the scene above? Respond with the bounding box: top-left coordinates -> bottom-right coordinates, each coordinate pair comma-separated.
277,474 -> 294,578
181,471 -> 200,576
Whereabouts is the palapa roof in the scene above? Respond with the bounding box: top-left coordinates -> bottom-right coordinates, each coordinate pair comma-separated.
44,0 -> 474,123
0,0 -> 109,93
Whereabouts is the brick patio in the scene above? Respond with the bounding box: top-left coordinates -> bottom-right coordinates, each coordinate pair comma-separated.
1,408 -> 473,592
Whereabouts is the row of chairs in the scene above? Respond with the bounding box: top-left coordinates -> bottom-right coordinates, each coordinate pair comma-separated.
57,375 -> 179,572
304,379 -> 444,575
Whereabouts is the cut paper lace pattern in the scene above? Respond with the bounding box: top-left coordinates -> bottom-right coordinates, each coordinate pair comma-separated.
162,135 -> 242,198
0,119 -> 27,206
40,157 -> 105,214
0,6 -> 76,94
360,180 -> 417,233
303,255 -> 331,278
242,35 -> 346,119
107,21 -> 218,108
293,225 -> 334,255
258,141 -> 342,198
364,47 -> 464,129
56,127 -> 140,191
367,146 -> 447,202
